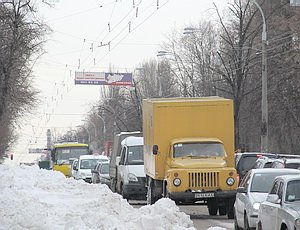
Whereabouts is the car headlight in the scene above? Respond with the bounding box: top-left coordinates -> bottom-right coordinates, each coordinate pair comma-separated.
253,202 -> 260,211
173,178 -> 181,186
226,177 -> 235,186
295,218 -> 300,229
128,173 -> 138,182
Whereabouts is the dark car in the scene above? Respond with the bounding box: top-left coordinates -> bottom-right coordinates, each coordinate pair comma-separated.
235,152 -> 277,183
98,162 -> 110,188
91,161 -> 103,184
91,161 -> 110,187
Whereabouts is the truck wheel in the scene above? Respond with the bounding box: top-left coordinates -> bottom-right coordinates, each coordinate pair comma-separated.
147,179 -> 158,205
110,179 -> 116,192
120,184 -> 128,200
219,206 -> 227,215
207,200 -> 218,216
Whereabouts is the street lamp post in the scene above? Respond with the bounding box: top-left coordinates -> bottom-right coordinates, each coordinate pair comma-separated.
76,125 -> 90,144
82,120 -> 97,140
251,0 -> 268,153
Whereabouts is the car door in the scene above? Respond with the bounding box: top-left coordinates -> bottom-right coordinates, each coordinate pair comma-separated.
260,180 -> 281,230
71,159 -> 78,179
235,171 -> 251,226
117,146 -> 127,192
273,180 -> 284,229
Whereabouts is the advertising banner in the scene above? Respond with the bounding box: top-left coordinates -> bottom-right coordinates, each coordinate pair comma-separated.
75,72 -> 132,86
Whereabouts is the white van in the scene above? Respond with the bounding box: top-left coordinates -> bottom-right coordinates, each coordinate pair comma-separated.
116,136 -> 146,200
73,154 -> 109,183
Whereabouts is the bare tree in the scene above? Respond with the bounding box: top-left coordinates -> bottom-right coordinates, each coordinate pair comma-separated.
0,0 -> 49,155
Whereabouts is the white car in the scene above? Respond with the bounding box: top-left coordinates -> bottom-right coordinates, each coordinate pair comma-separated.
73,155 -> 109,183
257,174 -> 300,230
234,168 -> 300,230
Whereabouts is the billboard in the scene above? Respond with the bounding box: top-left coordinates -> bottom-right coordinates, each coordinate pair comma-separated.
75,72 -> 132,86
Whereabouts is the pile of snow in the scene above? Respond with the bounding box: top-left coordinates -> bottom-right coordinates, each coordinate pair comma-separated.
0,164 -> 196,230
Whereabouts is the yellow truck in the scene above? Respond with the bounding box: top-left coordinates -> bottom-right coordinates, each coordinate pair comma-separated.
143,97 -> 237,219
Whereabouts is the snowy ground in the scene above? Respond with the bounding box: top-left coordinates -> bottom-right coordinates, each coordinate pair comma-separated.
0,163 -> 226,230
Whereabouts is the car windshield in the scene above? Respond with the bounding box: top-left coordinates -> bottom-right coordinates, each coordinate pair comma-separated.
238,156 -> 259,173
100,164 -> 109,174
251,172 -> 292,193
80,159 -> 101,169
173,142 -> 225,158
127,145 -> 144,165
286,180 -> 300,202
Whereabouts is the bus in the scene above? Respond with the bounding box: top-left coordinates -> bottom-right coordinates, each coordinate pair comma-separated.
51,142 -> 90,177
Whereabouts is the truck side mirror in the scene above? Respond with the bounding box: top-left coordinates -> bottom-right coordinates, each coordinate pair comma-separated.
153,145 -> 158,155
116,156 -> 121,165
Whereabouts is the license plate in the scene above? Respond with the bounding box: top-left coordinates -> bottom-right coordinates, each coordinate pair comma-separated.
195,193 -> 214,198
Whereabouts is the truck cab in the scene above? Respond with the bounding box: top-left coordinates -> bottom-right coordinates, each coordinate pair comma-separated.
116,136 -> 147,200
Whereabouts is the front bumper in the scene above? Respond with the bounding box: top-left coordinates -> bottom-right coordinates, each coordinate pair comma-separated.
123,183 -> 147,196
83,177 -> 92,183
168,190 -> 236,201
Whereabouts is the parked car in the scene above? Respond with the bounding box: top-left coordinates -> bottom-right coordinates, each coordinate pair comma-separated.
98,161 -> 110,188
73,155 -> 109,183
91,161 -> 102,184
270,158 -> 300,169
257,174 -> 300,230
235,152 -> 277,183
234,168 -> 300,230
91,161 -> 110,186
71,158 -> 78,178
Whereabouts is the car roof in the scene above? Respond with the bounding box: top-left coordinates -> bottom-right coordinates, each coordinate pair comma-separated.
249,168 -> 300,174
275,174 -> 300,182
272,158 -> 300,163
79,155 -> 109,160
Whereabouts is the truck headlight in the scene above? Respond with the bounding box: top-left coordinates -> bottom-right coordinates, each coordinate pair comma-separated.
295,218 -> 300,229
253,202 -> 260,211
226,177 -> 235,186
128,173 -> 138,182
173,178 -> 181,186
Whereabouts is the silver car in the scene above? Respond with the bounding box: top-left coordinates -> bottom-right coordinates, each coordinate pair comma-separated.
257,174 -> 300,230
234,168 -> 300,230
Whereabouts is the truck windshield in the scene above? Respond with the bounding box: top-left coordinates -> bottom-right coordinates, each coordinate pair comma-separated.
126,145 -> 144,165
173,142 -> 225,158
56,146 -> 89,163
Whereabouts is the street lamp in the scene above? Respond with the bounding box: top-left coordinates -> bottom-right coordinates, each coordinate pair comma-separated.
82,120 -> 97,140
251,0 -> 268,153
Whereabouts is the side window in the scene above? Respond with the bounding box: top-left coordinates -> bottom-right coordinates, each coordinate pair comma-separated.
119,146 -> 127,165
270,181 -> 280,194
240,171 -> 251,188
277,182 -> 284,200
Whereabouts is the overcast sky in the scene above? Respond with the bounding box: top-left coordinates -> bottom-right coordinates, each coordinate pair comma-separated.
14,0 -> 228,155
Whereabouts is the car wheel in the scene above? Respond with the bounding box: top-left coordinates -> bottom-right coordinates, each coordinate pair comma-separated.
244,213 -> 250,230
234,210 -> 241,230
257,221 -> 262,230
